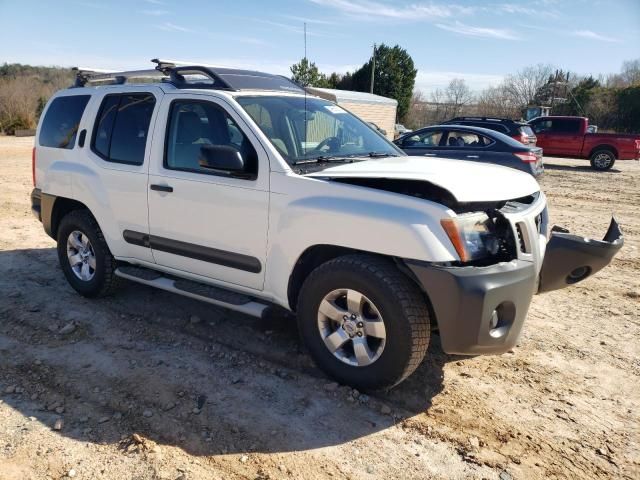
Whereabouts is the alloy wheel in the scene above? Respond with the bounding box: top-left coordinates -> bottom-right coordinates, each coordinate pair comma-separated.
317,288 -> 387,367
66,230 -> 96,281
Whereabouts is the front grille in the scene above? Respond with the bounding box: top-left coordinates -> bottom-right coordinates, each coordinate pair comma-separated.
515,223 -> 527,252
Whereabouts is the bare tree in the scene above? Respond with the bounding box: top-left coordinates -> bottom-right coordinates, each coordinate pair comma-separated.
476,85 -> 520,118
607,59 -> 640,87
503,63 -> 555,107
444,78 -> 474,116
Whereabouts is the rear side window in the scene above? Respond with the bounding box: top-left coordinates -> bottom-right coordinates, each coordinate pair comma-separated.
92,93 -> 155,165
445,130 -> 493,147
39,95 -> 90,149
551,119 -> 581,134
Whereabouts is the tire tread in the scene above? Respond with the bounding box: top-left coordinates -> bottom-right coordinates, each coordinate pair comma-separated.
299,254 -> 430,389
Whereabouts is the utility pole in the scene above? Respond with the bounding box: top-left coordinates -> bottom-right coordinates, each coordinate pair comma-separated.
369,43 -> 376,94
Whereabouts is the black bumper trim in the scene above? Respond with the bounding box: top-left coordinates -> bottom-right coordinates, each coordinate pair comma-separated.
405,259 -> 537,355
538,217 -> 623,293
30,188 -> 42,221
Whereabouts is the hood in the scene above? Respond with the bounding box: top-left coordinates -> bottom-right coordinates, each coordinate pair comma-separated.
305,156 -> 540,202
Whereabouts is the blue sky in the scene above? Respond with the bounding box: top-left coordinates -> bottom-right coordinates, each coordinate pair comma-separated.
1,0 -> 638,93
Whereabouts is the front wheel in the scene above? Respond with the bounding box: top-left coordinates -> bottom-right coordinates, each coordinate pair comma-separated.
297,254 -> 430,391
590,149 -> 616,171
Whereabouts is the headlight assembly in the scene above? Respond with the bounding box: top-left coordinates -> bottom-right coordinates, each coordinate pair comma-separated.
441,213 -> 501,262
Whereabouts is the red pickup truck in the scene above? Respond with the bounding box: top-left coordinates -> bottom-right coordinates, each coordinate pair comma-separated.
528,116 -> 640,170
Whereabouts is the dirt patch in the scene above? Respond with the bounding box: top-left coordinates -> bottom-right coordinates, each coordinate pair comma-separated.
1,136 -> 638,479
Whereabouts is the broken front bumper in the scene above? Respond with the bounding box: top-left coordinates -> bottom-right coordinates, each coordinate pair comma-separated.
404,217 -> 623,356
405,259 -> 537,355
538,217 -> 624,293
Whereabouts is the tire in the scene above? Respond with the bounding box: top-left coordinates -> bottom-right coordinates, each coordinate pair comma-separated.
296,254 -> 430,391
589,149 -> 616,171
56,209 -> 121,298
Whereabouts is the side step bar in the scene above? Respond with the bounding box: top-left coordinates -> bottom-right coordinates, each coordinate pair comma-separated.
115,266 -> 269,318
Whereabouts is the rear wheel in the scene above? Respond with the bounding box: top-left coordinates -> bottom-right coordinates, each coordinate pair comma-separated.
590,149 -> 616,171
297,254 -> 430,390
57,210 -> 121,298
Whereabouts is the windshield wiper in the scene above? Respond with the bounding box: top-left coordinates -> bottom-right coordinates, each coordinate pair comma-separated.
292,155 -> 358,165
292,152 -> 399,165
367,151 -> 399,158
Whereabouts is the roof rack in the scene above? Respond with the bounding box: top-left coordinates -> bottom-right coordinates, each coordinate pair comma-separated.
448,116 -> 516,123
73,67 -> 166,87
72,58 -> 305,94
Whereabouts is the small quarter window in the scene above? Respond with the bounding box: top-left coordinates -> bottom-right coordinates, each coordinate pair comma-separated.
92,93 -> 155,165
39,95 -> 90,149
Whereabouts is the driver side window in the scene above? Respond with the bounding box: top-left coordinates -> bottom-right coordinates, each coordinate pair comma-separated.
404,130 -> 443,147
165,100 -> 258,176
531,120 -> 552,134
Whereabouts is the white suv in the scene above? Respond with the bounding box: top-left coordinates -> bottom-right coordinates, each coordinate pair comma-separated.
30,60 -> 622,390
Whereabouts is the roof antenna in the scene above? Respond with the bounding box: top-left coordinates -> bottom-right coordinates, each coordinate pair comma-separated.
303,21 -> 308,158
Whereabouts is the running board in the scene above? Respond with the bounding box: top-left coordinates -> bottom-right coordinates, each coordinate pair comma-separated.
115,266 -> 268,318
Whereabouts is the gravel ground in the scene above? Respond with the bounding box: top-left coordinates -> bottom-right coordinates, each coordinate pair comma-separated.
0,136 -> 638,480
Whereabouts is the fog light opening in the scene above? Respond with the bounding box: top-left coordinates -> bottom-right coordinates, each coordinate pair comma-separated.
489,302 -> 515,339
566,266 -> 591,284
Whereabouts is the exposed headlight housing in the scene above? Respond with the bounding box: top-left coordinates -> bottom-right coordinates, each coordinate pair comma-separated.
441,213 -> 501,262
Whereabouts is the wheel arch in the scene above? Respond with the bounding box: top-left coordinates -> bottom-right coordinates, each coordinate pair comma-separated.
286,245 -> 435,323
589,144 -> 618,159
287,244 -> 360,311
44,195 -> 92,240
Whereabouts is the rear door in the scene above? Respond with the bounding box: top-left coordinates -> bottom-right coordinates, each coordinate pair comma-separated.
79,87 -> 161,263
146,93 -> 269,291
397,129 -> 446,157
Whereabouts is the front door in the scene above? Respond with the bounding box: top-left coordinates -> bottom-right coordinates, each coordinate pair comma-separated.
147,94 -> 269,291
530,118 -> 582,156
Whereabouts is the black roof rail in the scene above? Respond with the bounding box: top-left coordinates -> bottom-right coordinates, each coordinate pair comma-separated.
71,59 -> 305,93
448,116 -> 516,123
72,67 -> 166,87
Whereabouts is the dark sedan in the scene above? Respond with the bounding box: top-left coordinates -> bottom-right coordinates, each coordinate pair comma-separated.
394,125 -> 544,177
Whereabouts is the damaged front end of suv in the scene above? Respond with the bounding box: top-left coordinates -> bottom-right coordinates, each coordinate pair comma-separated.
406,190 -> 622,355
325,174 -> 623,356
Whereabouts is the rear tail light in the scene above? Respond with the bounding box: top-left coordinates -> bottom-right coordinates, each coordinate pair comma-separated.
32,147 -> 36,186
514,152 -> 538,163
635,139 -> 640,151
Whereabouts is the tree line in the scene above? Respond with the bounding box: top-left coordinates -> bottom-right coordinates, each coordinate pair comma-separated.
406,60 -> 640,133
292,51 -> 639,133
0,54 -> 638,135
0,64 -> 74,134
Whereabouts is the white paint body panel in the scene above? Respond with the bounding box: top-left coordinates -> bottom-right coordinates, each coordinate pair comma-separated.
305,156 -> 540,202
35,83 -> 547,310
146,93 -> 270,291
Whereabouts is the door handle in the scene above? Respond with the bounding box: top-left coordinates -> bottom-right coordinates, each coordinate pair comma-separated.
423,153 -> 437,156
150,184 -> 173,193
466,155 -> 479,159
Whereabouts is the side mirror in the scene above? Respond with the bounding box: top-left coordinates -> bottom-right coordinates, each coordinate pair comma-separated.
198,144 -> 245,173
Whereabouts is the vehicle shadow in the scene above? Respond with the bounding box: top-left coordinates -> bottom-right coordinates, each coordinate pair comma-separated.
0,247 -> 454,456
543,162 -> 621,173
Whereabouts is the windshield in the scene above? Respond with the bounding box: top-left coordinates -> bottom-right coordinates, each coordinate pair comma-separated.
236,95 -> 403,166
